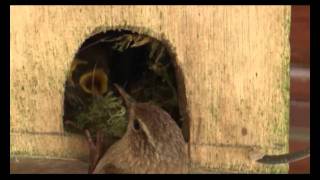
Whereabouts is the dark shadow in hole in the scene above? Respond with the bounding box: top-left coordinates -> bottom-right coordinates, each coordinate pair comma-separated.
63,29 -> 189,142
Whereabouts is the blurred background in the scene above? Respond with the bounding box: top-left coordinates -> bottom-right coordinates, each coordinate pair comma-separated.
289,5 -> 310,173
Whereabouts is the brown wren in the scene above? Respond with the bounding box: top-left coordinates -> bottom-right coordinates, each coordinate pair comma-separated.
92,84 -> 188,174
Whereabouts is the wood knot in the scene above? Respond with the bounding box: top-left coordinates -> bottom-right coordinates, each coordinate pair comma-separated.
241,127 -> 248,136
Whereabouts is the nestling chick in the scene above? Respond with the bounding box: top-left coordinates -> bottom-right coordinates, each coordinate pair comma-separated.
79,68 -> 108,96
92,84 -> 188,174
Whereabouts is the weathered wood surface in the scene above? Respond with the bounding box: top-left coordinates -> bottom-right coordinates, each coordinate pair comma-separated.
10,6 -> 290,173
10,157 -> 88,174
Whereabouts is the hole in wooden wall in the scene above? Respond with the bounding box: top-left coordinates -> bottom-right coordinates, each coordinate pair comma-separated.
63,29 -> 189,144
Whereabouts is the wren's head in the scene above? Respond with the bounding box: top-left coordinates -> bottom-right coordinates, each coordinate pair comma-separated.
127,101 -> 185,156
115,84 -> 186,159
93,84 -> 187,173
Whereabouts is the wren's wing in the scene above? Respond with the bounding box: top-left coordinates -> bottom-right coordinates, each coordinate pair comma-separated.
93,163 -> 125,174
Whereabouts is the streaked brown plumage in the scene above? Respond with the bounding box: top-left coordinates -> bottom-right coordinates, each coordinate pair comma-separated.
92,84 -> 188,174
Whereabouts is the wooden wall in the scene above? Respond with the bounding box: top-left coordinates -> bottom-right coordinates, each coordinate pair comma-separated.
10,6 -> 291,173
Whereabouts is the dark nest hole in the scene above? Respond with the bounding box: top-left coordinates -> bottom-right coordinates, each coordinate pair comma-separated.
63,29 -> 189,146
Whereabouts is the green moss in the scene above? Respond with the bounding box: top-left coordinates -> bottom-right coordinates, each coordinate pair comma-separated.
266,165 -> 288,174
265,8 -> 291,163
11,150 -> 32,157
73,91 -> 127,138
210,104 -> 218,123
11,150 -> 76,159
191,163 -> 288,174
279,7 -> 291,155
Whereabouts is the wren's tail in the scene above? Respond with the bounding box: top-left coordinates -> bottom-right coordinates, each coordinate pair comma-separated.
256,147 -> 310,164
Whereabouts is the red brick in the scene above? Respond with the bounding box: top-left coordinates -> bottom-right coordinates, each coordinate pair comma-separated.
290,6 -> 310,66
290,66 -> 310,102
289,139 -> 310,174
290,101 -> 310,128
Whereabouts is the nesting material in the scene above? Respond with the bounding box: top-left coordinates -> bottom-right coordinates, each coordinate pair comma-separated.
63,30 -> 180,141
75,91 -> 127,138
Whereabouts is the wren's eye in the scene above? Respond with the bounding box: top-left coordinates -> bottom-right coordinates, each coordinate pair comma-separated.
133,119 -> 140,131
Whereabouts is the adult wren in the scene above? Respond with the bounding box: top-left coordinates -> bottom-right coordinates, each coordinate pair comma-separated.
92,84 -> 188,174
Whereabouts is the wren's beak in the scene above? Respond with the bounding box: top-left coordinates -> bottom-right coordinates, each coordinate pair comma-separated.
113,84 -> 135,108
